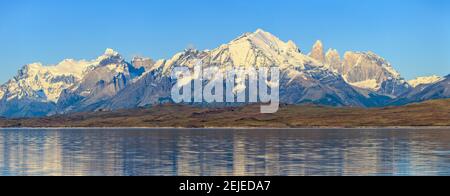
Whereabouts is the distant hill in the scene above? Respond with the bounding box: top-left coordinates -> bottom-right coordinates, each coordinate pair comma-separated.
1,99 -> 449,128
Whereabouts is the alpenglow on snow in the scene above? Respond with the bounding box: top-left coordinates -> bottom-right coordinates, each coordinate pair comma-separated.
0,29 -> 448,118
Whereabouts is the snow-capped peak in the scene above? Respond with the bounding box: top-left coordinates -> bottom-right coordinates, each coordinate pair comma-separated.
229,29 -> 301,53
1,57 -> 100,103
254,28 -> 267,34
104,48 -> 119,56
18,58 -> 94,80
408,75 -> 444,88
219,29 -> 314,69
151,29 -> 319,77
0,49 -> 129,103
96,48 -> 121,62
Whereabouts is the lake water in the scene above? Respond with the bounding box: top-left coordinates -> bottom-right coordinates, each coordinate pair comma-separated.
0,128 -> 449,176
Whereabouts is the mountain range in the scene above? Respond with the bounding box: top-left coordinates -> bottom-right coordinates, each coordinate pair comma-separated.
0,29 -> 448,118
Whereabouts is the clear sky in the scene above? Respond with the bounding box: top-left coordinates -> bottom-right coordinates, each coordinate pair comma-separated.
1,0 -> 449,83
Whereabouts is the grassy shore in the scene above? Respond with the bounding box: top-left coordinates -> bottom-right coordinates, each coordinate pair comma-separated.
1,99 -> 449,128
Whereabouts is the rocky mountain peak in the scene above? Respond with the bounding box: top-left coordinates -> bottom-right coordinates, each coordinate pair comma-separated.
310,40 -> 325,63
340,51 -> 410,96
97,48 -> 124,67
151,29 -> 315,75
325,49 -> 341,71
104,48 -> 119,57
132,56 -> 154,69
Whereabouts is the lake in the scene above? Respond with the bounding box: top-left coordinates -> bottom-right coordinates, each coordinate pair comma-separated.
0,128 -> 449,176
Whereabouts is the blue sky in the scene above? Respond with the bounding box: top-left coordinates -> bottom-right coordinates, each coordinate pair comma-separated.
0,0 -> 449,83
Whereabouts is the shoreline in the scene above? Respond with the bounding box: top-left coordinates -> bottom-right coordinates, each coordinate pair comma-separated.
1,99 -> 449,129
1,126 -> 450,130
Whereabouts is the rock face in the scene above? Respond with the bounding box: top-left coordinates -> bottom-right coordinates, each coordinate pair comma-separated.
132,56 -> 154,69
308,41 -> 411,97
101,67 -> 173,110
56,49 -> 145,113
310,40 -> 325,63
0,29 -> 447,118
325,49 -> 342,72
339,51 -> 411,97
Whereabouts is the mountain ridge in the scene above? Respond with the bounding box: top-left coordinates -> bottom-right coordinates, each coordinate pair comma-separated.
0,29 -> 448,118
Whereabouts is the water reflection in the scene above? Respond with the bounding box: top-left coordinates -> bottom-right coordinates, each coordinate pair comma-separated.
0,129 -> 449,176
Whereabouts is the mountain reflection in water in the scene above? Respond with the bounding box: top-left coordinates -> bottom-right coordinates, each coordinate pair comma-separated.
0,129 -> 449,176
